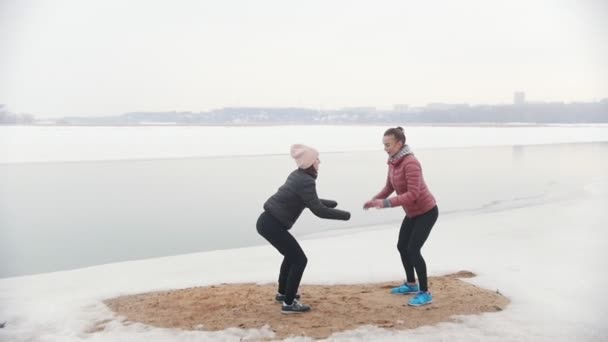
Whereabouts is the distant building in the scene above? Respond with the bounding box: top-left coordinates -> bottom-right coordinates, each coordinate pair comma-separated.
514,91 -> 526,105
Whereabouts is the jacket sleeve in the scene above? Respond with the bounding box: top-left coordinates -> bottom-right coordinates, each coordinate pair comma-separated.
388,158 -> 421,207
320,199 -> 338,208
299,178 -> 350,220
373,168 -> 394,199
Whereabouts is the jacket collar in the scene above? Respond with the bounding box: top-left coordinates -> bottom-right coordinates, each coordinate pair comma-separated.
297,167 -> 318,179
388,145 -> 413,165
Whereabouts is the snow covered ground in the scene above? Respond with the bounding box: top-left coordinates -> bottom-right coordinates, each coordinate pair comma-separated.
0,176 -> 606,341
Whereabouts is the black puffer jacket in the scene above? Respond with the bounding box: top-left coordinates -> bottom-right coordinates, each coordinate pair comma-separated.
263,169 -> 351,229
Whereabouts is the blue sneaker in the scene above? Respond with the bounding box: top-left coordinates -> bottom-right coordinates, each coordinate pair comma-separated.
408,291 -> 433,306
390,283 -> 419,295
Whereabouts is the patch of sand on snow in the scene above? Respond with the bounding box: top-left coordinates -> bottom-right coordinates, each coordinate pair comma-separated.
100,271 -> 508,340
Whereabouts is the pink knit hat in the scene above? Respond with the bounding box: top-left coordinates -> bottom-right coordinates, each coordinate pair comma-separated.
290,144 -> 319,169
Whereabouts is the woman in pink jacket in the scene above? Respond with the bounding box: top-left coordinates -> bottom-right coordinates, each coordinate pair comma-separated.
364,126 -> 438,306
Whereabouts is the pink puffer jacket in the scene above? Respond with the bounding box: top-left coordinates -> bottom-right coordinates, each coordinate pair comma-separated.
374,153 -> 436,218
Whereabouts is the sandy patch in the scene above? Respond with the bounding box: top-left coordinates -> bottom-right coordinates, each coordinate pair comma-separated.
100,271 -> 508,340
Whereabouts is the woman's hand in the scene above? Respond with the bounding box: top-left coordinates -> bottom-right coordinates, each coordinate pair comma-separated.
363,199 -> 385,209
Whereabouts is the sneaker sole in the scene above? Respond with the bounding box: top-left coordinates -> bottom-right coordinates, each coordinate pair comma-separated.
391,292 -> 417,295
281,310 -> 310,314
407,300 -> 433,307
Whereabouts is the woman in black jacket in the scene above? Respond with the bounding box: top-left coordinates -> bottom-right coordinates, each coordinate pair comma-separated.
257,144 -> 351,314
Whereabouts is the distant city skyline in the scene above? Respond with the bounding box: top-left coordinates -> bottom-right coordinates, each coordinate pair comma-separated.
4,97 -> 606,125
1,0 -> 607,118
4,92 -> 608,118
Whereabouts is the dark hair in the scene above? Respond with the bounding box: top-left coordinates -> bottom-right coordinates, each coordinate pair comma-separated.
383,126 -> 406,144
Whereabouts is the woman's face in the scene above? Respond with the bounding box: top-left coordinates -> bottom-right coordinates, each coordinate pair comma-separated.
383,134 -> 403,157
313,158 -> 321,171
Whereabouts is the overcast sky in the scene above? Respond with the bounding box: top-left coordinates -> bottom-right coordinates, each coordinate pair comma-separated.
1,0 -> 606,117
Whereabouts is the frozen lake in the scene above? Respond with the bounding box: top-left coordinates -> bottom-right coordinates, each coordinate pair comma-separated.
1,125 -> 607,278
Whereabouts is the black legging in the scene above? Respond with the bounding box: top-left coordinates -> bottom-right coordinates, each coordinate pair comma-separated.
256,211 -> 308,305
397,206 -> 438,292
